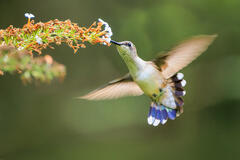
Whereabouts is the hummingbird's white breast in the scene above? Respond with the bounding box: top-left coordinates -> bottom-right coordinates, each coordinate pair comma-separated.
134,64 -> 177,109
134,62 -> 165,97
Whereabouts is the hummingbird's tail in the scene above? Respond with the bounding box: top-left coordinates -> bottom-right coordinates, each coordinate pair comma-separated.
170,72 -> 186,115
147,73 -> 186,126
147,103 -> 177,126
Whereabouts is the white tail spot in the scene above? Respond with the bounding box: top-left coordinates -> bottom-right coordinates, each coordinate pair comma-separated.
181,79 -> 187,87
177,73 -> 184,80
182,91 -> 186,96
147,116 -> 155,125
153,119 -> 160,126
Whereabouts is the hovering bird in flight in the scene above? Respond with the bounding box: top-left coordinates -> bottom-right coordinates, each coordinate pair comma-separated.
80,35 -> 217,126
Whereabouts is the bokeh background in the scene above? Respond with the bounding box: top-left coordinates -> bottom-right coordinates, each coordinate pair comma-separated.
0,0 -> 240,159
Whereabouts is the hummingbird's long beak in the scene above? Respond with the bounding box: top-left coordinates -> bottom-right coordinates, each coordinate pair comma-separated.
110,40 -> 121,46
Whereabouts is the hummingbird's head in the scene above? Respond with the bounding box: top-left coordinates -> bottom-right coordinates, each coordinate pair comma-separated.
110,40 -> 137,58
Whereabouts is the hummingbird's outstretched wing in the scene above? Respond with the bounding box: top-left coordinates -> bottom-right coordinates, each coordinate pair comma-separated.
79,74 -> 144,100
153,35 -> 217,79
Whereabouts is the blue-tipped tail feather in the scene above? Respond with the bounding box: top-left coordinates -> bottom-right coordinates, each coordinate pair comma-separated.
166,108 -> 176,120
148,103 -> 177,126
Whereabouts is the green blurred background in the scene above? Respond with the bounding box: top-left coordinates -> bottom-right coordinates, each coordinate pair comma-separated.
0,0 -> 240,159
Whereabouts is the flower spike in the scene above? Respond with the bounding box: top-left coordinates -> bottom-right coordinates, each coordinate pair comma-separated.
0,16 -> 114,83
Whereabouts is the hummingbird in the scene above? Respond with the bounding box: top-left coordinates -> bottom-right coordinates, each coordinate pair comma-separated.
80,35 -> 217,126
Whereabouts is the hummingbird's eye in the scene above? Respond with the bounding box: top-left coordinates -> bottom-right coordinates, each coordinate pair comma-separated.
127,43 -> 132,47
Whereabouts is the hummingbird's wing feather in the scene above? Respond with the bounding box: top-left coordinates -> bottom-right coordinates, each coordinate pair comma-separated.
79,74 -> 144,100
153,35 -> 217,79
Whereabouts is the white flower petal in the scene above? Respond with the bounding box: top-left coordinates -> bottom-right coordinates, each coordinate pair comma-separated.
29,14 -> 35,18
98,18 -> 104,23
25,13 -> 35,19
25,13 -> 30,17
35,35 -> 42,44
18,46 -> 24,50
98,18 -> 113,45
